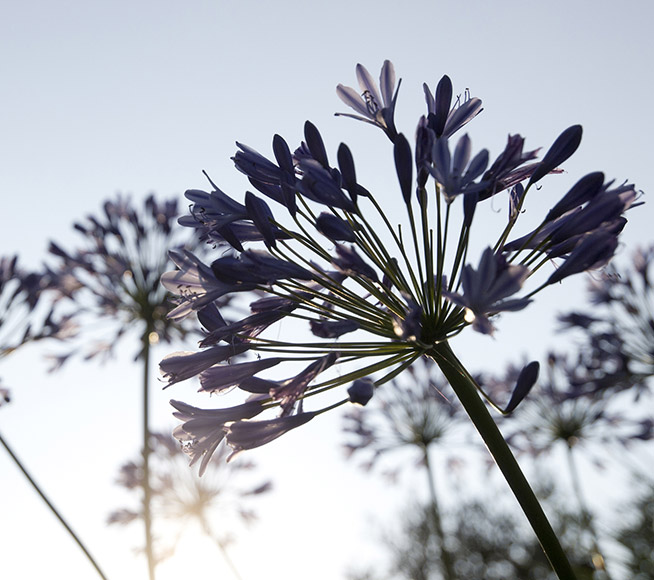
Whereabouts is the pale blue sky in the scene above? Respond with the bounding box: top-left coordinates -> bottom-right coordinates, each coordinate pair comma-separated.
1,1 -> 653,578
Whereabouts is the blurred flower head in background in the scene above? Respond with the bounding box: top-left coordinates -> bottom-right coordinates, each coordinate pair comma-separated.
45,194 -> 218,367
0,254 -> 74,397
486,353 -> 652,461
559,245 -> 654,400
108,431 -> 271,567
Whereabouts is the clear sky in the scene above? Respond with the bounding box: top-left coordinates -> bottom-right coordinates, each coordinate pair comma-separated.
1,1 -> 653,579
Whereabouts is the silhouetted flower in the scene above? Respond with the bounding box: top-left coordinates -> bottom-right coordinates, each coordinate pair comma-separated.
162,60 -> 639,468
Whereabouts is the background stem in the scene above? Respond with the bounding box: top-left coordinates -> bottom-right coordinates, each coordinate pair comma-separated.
565,444 -> 610,577
0,430 -> 109,580
422,446 -> 456,580
142,332 -> 156,580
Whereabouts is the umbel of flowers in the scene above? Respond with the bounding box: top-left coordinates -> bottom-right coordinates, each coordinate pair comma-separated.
161,61 -> 639,579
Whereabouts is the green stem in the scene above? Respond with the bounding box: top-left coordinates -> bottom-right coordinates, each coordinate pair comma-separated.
428,342 -> 577,580
142,332 -> 156,580
422,446 -> 456,580
0,430 -> 109,580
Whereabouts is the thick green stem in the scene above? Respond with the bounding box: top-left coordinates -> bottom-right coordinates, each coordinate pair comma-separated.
142,332 -> 156,580
428,342 -> 577,580
0,430 -> 109,580
422,446 -> 456,580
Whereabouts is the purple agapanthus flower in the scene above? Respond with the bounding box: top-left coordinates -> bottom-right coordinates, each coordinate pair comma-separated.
336,60 -> 400,140
162,60 -> 639,470
442,248 -> 531,335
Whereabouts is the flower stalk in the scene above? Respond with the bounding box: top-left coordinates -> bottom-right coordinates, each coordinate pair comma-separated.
427,341 -> 577,580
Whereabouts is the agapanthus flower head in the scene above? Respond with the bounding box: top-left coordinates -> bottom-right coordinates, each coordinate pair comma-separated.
46,194 -> 219,364
162,60 -> 639,468
0,255 -> 71,360
108,431 -> 271,566
558,245 -> 654,399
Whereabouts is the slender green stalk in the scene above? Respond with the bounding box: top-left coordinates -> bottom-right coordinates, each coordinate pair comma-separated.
142,330 -> 156,580
422,446 -> 456,580
0,430 -> 109,580
428,342 -> 577,580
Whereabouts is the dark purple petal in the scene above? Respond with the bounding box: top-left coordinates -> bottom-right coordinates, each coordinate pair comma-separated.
272,134 -> 294,174
245,191 -> 278,248
442,97 -> 483,138
211,250 -> 313,286
225,412 -> 318,460
332,244 -> 379,282
160,344 -> 250,386
233,142 -> 284,184
200,310 -> 290,346
296,159 -> 355,211
545,172 -> 605,222
348,378 -> 375,406
503,361 -> 539,413
310,319 -> 360,338
270,353 -> 339,415
316,212 -> 357,242
432,75 -> 452,137
337,143 -> 358,202
394,133 -> 413,204
528,125 -> 583,186
171,399 -> 264,474
547,230 -> 618,285
303,121 -> 329,168
198,358 -> 282,394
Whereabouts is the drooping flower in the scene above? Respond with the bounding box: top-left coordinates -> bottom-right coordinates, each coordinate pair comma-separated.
162,60 -> 639,473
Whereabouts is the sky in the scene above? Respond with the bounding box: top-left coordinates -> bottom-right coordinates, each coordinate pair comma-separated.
1,0 -> 653,579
